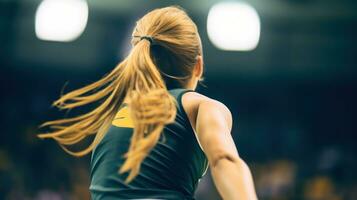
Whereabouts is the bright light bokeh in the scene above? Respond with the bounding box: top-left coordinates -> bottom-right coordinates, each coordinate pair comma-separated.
35,0 -> 89,42
207,1 -> 261,51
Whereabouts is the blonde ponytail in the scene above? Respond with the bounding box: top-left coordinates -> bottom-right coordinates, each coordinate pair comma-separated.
38,6 -> 201,183
118,38 -> 177,182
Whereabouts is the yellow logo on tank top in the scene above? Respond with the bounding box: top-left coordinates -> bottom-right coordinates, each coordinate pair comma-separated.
112,106 -> 134,128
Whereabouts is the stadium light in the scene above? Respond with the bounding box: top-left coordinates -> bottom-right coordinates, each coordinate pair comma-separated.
207,1 -> 261,51
35,0 -> 89,42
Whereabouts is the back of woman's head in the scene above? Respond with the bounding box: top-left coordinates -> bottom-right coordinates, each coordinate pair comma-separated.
131,6 -> 202,88
37,6 -> 202,183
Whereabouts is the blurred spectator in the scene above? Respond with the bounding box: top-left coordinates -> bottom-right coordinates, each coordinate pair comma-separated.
303,176 -> 341,200
255,160 -> 296,200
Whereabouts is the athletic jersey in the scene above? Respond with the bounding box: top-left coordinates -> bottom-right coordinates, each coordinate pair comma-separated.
89,88 -> 209,200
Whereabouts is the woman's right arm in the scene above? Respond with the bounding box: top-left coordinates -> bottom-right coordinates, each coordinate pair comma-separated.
195,99 -> 258,200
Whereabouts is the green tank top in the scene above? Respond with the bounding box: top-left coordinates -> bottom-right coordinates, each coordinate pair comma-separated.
89,88 -> 209,200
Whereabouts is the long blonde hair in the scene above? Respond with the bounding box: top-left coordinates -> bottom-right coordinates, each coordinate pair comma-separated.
37,6 -> 202,183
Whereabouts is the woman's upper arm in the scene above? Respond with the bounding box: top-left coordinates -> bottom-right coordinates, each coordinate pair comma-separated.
195,99 -> 239,166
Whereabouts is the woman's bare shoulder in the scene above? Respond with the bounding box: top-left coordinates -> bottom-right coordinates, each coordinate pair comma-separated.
181,91 -> 231,130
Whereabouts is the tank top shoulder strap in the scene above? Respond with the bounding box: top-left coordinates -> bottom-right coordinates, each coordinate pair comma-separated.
168,88 -> 195,113
168,88 -> 198,145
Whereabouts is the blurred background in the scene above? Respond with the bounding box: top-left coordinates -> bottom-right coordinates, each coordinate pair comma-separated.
1,0 -> 357,199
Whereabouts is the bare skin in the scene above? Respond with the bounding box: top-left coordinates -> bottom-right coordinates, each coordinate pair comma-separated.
182,56 -> 258,200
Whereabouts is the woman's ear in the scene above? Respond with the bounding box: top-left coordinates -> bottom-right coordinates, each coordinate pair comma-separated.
194,55 -> 203,80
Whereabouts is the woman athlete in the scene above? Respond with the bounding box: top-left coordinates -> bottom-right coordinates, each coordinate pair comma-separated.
38,6 -> 258,200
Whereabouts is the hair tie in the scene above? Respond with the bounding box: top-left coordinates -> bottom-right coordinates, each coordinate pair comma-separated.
133,35 -> 155,45
140,36 -> 154,44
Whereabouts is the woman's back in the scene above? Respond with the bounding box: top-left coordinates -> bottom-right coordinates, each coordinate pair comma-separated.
90,88 -> 208,200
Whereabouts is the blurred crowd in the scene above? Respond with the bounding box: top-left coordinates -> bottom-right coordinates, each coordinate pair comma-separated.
0,71 -> 356,200
0,76 -> 356,200
1,122 -> 356,200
